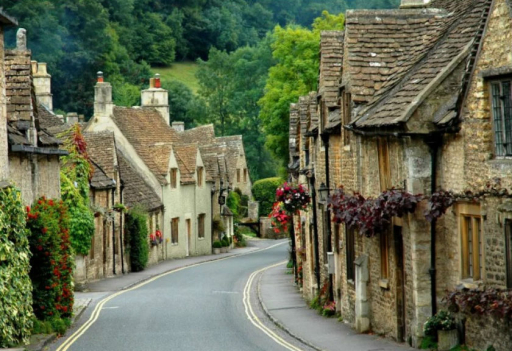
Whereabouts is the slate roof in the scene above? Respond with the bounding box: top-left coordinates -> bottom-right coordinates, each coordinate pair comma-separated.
90,161 -> 116,190
111,107 -> 178,185
349,0 -> 492,129
215,135 -> 246,182
319,31 -> 344,108
117,151 -> 163,211
173,144 -> 199,185
178,124 -> 215,145
83,131 -> 117,180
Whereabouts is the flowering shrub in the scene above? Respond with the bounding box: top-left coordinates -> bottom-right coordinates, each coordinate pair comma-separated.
0,186 -> 34,347
276,183 -> 311,213
269,202 -> 291,234
446,287 -> 512,320
423,310 -> 456,339
329,187 -> 422,237
322,301 -> 336,317
26,197 -> 74,321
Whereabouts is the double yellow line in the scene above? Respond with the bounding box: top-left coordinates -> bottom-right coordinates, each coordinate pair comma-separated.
57,242 -> 287,351
243,261 -> 304,351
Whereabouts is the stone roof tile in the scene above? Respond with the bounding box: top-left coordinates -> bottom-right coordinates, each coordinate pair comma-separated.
174,144 -> 198,185
83,131 -> 117,179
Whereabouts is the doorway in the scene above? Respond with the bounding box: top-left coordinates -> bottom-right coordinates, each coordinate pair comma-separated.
186,219 -> 191,257
394,225 -> 406,342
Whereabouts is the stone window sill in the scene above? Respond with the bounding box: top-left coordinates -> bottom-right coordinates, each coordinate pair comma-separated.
458,279 -> 483,289
347,279 -> 355,287
343,145 -> 351,152
488,158 -> 512,165
171,243 -> 179,246
198,237 -> 205,241
379,279 -> 390,290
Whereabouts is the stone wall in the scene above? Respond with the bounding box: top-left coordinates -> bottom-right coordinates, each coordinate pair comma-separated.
0,27 -> 8,181
464,314 -> 512,351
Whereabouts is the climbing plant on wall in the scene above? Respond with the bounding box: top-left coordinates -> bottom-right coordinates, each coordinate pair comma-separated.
125,206 -> 149,272
26,197 -> 74,321
0,186 -> 34,348
59,124 -> 95,255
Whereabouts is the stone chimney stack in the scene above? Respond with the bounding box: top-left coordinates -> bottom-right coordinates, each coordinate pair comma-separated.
400,0 -> 431,8
66,112 -> 79,124
94,71 -> 114,119
141,73 -> 169,124
31,60 -> 53,111
171,121 -> 185,132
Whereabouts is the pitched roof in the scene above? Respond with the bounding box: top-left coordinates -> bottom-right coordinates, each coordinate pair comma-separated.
83,131 -> 117,179
199,143 -> 229,182
349,0 -> 491,129
111,107 -> 178,185
173,144 -> 198,185
319,31 -> 344,107
307,92 -> 319,132
90,161 -> 116,190
117,150 -> 163,211
178,124 -> 216,144
0,8 -> 17,26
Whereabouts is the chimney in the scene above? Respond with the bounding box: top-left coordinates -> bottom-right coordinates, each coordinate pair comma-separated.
31,60 -> 53,111
78,114 -> 85,123
66,112 -> 79,124
141,73 -> 169,125
400,0 -> 431,8
94,71 -> 114,120
171,121 -> 185,132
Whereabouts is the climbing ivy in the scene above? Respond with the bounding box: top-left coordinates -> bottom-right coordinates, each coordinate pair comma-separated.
59,124 -> 95,255
0,186 -> 34,348
125,206 -> 149,272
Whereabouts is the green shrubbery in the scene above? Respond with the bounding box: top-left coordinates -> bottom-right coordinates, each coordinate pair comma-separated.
252,177 -> 284,216
212,241 -> 222,249
0,186 -> 34,348
27,197 -> 74,321
126,207 -> 149,272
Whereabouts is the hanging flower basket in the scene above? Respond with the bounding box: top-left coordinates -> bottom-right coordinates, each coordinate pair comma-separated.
276,183 -> 311,214
155,230 -> 163,244
149,233 -> 158,247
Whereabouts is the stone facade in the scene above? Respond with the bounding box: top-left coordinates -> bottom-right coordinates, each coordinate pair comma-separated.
0,24 -> 8,181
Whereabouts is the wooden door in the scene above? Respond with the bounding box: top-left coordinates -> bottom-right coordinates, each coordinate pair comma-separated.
394,225 -> 406,342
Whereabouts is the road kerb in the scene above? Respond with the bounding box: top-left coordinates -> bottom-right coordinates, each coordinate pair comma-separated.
256,266 -> 324,351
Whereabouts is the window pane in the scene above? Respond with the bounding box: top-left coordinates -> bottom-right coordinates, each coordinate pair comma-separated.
492,83 -> 505,156
503,82 -> 512,156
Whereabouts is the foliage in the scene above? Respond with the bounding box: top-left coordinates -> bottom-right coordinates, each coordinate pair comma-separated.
227,191 -> 242,220
31,316 -> 71,336
269,202 -> 291,234
276,183 -> 311,213
253,177 -> 285,215
221,238 -> 229,247
162,80 -> 206,129
27,197 -> 74,321
212,216 -> 226,233
446,287 -> 512,320
310,280 -> 331,313
419,335 -> 438,350
212,241 -> 222,249
329,187 -> 422,237
0,187 -> 34,348
259,12 -> 345,166
423,311 -> 456,339
425,190 -> 455,223
233,228 -> 247,247
322,301 -> 336,317
59,124 -> 95,255
125,207 -> 149,272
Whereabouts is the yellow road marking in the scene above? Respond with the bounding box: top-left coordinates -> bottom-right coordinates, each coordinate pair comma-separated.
57,241 -> 287,351
243,261 -> 304,351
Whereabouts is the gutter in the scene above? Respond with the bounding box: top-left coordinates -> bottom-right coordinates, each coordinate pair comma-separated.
11,145 -> 69,156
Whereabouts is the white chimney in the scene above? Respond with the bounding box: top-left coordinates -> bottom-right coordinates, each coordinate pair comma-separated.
171,121 -> 185,132
400,0 -> 431,8
141,73 -> 170,125
31,60 -> 53,111
66,112 -> 79,124
94,71 -> 114,120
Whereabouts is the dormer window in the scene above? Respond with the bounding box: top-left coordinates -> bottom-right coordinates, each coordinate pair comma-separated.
490,79 -> 512,157
197,167 -> 204,187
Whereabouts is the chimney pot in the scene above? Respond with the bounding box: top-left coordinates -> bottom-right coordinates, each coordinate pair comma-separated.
97,71 -> 104,83
155,73 -> 161,89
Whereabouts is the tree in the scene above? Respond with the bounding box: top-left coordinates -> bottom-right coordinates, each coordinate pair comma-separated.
162,80 -> 206,129
259,12 -> 345,167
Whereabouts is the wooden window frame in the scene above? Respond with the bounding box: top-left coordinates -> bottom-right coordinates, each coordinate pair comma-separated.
458,203 -> 483,281
171,168 -> 178,188
198,214 -> 205,239
380,231 -> 390,281
490,78 -> 512,158
171,217 -> 179,244
378,138 -> 391,192
346,227 -> 356,282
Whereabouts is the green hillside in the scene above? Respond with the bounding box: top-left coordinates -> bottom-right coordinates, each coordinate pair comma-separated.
152,62 -> 200,94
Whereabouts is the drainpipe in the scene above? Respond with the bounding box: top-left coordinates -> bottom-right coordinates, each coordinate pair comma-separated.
425,135 -> 440,316
321,133 -> 334,301
311,178 -> 321,290
111,188 -> 116,275
119,182 -> 125,274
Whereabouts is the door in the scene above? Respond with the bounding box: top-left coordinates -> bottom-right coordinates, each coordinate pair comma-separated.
394,225 -> 406,342
186,219 -> 191,257
102,218 -> 108,277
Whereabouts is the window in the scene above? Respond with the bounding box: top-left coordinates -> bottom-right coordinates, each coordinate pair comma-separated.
378,138 -> 391,192
171,218 -> 179,244
491,80 -> 512,157
237,169 -> 241,183
243,168 -> 248,183
197,167 -> 204,187
460,205 -> 482,280
171,168 -> 178,188
342,91 -> 352,146
198,214 -> 205,238
346,228 -> 356,281
381,232 -> 389,280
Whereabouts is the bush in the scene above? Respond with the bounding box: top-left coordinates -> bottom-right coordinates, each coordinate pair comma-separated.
212,216 -> 226,233
0,186 -> 34,347
423,310 -> 456,339
252,177 -> 284,216
126,207 -> 149,272
221,238 -> 229,247
212,241 -> 222,249
227,191 -> 241,219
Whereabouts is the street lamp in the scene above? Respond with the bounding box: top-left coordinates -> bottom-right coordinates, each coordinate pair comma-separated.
318,182 -> 329,202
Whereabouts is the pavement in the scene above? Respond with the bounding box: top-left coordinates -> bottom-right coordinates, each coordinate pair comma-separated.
258,265 -> 415,351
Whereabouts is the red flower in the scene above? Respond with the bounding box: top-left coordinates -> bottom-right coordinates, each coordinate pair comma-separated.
49,199 -> 54,206
37,245 -> 43,251
42,227 -> 48,234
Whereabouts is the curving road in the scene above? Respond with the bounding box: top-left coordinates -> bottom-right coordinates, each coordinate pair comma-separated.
50,241 -> 312,351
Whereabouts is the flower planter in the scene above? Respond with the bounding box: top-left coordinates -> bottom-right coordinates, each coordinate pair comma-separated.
213,248 -> 221,255
437,329 -> 458,351
220,247 -> 227,253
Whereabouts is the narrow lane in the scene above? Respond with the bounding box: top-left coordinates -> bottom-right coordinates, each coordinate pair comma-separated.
59,242 -> 302,351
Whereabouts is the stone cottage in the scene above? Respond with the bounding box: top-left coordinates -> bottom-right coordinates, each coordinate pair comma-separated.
85,75 -> 213,259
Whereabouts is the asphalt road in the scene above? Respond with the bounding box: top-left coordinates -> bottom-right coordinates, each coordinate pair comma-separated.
54,241 -> 310,351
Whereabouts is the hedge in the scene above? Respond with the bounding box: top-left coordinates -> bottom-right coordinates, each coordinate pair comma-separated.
252,177 -> 284,216
126,207 -> 149,272
0,186 -> 34,347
